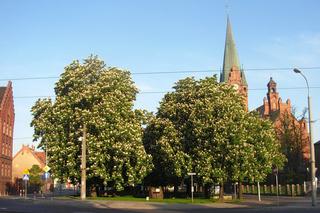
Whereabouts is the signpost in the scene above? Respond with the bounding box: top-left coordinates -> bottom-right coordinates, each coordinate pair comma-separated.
44,172 -> 50,179
43,165 -> 51,194
43,165 -> 51,173
187,172 -> 196,203
273,167 -> 279,206
22,169 -> 29,199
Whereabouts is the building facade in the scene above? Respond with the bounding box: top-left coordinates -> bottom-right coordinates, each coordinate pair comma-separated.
12,145 -> 46,182
0,81 -> 14,195
256,78 -> 310,160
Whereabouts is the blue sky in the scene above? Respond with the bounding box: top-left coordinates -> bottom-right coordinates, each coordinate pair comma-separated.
0,0 -> 319,154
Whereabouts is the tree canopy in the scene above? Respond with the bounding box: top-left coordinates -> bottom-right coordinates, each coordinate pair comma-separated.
143,76 -> 285,197
275,110 -> 308,184
31,56 -> 152,191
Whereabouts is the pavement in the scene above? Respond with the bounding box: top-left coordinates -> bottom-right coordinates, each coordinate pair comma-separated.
0,194 -> 320,213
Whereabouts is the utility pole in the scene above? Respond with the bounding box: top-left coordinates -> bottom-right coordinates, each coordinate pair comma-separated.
293,68 -> 317,206
308,95 -> 317,206
81,124 -> 87,200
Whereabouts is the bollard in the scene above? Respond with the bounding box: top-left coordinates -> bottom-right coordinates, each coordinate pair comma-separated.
291,184 -> 295,197
279,184 -> 282,195
296,184 -> 301,196
286,184 -> 290,196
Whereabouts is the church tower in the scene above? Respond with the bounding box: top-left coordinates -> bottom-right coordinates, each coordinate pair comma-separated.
220,16 -> 248,108
267,77 -> 280,112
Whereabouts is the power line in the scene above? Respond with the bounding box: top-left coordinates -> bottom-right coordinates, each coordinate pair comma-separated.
12,86 -> 320,99
13,137 -> 33,140
1,66 -> 319,81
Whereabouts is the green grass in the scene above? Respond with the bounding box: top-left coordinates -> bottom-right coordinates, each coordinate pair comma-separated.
59,195 -> 217,204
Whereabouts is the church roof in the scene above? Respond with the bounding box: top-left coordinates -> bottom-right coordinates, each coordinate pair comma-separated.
267,77 -> 277,86
0,87 -> 7,104
220,16 -> 247,86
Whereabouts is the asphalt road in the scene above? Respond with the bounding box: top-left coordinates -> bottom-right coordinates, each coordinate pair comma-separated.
0,196 -> 320,213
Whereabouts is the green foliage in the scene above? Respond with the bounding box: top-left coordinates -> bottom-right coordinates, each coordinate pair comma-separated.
144,76 -> 285,187
276,110 -> 308,183
29,164 -> 43,192
31,56 -> 152,191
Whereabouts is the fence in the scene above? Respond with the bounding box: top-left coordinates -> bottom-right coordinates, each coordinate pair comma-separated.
243,181 -> 317,196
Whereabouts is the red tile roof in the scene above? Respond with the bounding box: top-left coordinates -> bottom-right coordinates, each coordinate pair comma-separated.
35,152 -> 46,164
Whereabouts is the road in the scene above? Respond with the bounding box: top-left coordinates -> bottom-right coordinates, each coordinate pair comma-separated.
0,196 -> 319,213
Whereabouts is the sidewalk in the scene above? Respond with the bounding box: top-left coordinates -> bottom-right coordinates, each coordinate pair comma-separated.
87,195 -> 320,210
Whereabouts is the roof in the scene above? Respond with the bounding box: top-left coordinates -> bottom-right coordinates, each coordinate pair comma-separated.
255,105 -> 280,122
13,145 -> 46,166
268,77 -> 277,86
35,152 -> 46,164
315,140 -> 320,146
220,16 -> 247,86
255,105 -> 265,116
0,87 -> 6,103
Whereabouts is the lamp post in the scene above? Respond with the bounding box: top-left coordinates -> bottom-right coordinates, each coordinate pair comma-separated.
293,68 -> 317,206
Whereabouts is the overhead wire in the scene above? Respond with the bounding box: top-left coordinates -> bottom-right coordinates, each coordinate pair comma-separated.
0,66 -> 319,81
12,86 -> 320,99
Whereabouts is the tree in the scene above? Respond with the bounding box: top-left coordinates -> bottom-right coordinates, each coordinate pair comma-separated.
31,56 -> 152,193
29,165 -> 43,193
275,110 -> 308,184
143,76 -> 285,200
229,112 -> 285,199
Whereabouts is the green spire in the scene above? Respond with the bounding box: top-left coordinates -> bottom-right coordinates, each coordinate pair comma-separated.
220,16 -> 247,85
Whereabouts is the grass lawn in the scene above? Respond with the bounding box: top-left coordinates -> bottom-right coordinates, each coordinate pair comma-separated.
60,195 -> 219,204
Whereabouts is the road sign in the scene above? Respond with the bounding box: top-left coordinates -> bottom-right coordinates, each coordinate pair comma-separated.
44,172 -> 50,179
43,165 -> 51,173
22,174 -> 29,181
23,169 -> 29,175
187,172 -> 196,175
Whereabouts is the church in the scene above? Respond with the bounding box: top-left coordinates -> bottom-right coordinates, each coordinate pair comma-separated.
220,17 -> 310,161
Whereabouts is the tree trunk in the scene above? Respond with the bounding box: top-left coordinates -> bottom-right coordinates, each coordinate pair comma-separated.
219,182 -> 224,201
174,183 -> 179,198
238,181 -> 243,199
204,184 -> 210,198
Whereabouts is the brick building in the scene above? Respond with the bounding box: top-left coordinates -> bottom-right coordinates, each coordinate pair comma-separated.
0,81 -> 14,195
255,78 -> 310,160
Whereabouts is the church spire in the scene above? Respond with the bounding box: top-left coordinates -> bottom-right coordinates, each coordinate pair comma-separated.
220,16 -> 247,86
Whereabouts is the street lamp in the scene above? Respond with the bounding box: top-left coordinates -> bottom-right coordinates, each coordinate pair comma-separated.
293,68 -> 317,206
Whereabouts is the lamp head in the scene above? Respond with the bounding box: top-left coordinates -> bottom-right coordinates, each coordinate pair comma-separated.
293,68 -> 301,73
